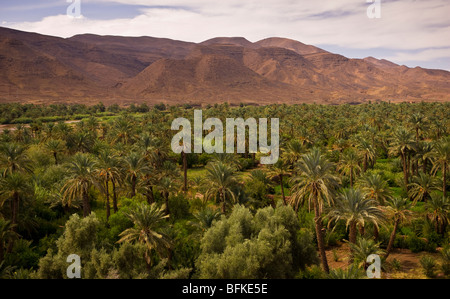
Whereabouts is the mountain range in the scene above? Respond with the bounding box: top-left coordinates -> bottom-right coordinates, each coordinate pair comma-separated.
1,26 -> 449,106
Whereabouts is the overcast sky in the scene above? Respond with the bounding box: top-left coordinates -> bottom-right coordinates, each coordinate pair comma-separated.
1,0 -> 449,71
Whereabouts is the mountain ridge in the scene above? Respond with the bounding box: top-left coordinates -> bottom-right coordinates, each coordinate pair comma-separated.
0,27 -> 449,105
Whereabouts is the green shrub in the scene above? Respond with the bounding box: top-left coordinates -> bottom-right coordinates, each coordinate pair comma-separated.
407,235 -> 426,253
420,255 -> 437,278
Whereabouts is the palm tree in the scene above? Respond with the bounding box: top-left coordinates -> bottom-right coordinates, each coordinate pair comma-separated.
408,172 -> 440,203
425,194 -> 450,236
409,113 -> 427,142
327,188 -> 385,252
337,149 -> 361,187
0,143 -> 32,176
349,237 -> 385,269
289,148 -> 340,273
389,128 -> 415,191
0,173 -> 31,227
358,173 -> 392,205
118,202 -> 172,266
415,141 -> 433,174
285,140 -> 305,167
61,153 -> 97,217
430,137 -> 450,198
123,151 -> 148,198
268,159 -> 291,206
45,139 -> 66,165
190,207 -> 221,233
204,162 -> 238,214
356,138 -> 375,172
0,218 -> 19,263
158,177 -> 178,215
96,149 -> 121,221
384,197 -> 413,259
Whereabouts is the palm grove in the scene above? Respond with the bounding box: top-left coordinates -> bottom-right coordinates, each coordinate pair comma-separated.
0,101 -> 449,279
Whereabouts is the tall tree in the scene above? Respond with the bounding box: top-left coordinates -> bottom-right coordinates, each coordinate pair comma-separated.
384,197 -> 412,259
289,148 -> 340,273
118,203 -> 171,267
61,153 -> 97,217
430,137 -> 450,198
337,149 -> 361,187
389,128 -> 415,191
204,162 -> 238,214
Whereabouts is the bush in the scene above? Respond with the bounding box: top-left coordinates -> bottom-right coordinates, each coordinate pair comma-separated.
195,204 -> 318,278
168,194 -> 191,221
407,235 -> 427,253
420,255 -> 437,278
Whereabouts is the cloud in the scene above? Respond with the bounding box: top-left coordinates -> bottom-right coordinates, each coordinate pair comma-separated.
386,48 -> 450,62
3,0 -> 450,53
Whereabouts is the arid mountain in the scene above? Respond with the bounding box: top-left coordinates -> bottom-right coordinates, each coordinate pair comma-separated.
0,26 -> 449,105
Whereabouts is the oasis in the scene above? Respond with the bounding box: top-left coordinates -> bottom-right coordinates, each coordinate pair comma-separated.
171,110 -> 279,165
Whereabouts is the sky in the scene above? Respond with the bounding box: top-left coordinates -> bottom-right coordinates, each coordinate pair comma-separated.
1,0 -> 450,71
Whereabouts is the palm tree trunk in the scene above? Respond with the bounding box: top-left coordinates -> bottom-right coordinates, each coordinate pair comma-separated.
112,180 -> 118,213
105,174 -> 110,222
11,192 -> 19,229
385,218 -> 399,259
350,166 -> 354,187
349,221 -> 357,264
182,152 -> 188,192
164,192 -> 170,215
373,225 -> 379,241
220,191 -> 226,214
131,175 -> 136,198
313,193 -> 329,273
443,161 -> 447,198
82,188 -> 91,217
280,174 -> 286,205
402,152 -> 408,191
364,154 -> 368,172
53,152 -> 58,165
146,185 -> 155,205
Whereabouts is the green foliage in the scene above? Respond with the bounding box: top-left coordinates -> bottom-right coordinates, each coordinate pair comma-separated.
420,255 -> 437,278
195,204 -> 318,279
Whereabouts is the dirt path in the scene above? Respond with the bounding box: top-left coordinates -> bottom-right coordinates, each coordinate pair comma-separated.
325,242 -> 444,279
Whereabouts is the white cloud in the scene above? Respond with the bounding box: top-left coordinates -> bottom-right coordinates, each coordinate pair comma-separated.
4,0 -> 450,53
386,48 -> 450,62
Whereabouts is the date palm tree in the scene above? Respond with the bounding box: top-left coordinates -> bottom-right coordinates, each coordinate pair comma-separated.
123,151 -> 148,198
357,173 -> 392,205
0,143 -> 32,176
337,149 -> 361,187
289,148 -> 340,273
96,149 -> 121,221
356,138 -> 375,172
45,139 -> 66,165
0,173 -> 31,227
389,128 -> 415,191
327,188 -> 385,258
268,159 -> 291,206
430,137 -> 450,198
118,202 -> 172,266
349,237 -> 384,269
61,153 -> 97,217
408,172 -> 440,203
384,197 -> 413,259
204,162 -> 238,214
425,194 -> 450,236
0,218 -> 19,263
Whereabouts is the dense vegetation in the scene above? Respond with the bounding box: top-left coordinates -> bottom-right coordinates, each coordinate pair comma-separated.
0,101 -> 449,279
